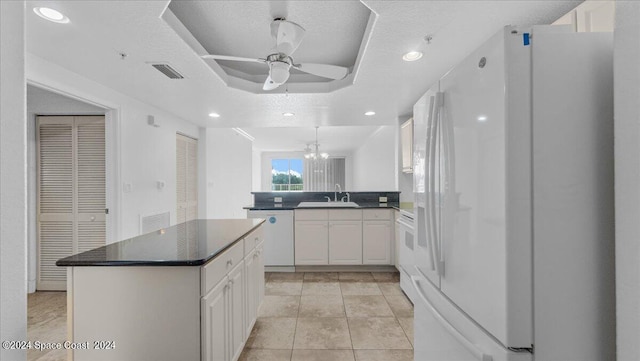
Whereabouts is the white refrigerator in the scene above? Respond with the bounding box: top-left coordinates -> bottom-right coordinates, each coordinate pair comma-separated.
412,25 -> 615,361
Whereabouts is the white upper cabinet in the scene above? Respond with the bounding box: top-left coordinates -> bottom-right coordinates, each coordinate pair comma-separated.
401,118 -> 414,173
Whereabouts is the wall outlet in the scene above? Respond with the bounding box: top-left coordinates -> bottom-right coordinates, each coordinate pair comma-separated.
274,197 -> 283,203
379,196 -> 388,203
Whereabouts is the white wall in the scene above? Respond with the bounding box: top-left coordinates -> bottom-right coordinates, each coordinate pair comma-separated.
26,54 -> 200,241
252,148 -> 262,191
203,128 -> 253,218
26,85 -> 106,293
352,126 -> 398,191
614,2 -> 640,360
0,1 -> 27,360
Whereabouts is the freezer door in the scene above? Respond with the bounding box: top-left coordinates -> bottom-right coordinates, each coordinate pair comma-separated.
412,275 -> 531,361
438,27 -> 532,348
413,83 -> 441,288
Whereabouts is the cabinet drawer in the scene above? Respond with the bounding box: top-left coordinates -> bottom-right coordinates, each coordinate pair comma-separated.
244,226 -> 264,256
363,209 -> 392,220
329,209 -> 363,220
295,209 -> 329,221
202,239 -> 244,295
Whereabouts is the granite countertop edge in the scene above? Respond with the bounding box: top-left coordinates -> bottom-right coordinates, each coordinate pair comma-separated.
244,202 -> 400,211
56,219 -> 265,267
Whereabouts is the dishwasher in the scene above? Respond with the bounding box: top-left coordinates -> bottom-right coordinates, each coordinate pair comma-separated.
247,210 -> 294,267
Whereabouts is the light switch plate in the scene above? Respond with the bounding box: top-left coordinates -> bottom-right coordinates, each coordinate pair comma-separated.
379,196 -> 388,202
274,197 -> 283,203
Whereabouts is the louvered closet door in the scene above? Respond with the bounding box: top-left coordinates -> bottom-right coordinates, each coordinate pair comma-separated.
37,116 -> 105,291
76,117 -> 106,253
176,134 -> 198,223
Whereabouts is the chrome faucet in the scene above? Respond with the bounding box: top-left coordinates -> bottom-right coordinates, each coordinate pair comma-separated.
341,192 -> 351,203
334,184 -> 342,202
323,195 -> 331,202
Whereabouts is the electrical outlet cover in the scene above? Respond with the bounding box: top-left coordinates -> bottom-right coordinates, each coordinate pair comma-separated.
379,196 -> 388,202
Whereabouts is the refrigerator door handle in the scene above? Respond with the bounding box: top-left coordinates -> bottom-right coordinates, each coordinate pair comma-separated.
425,95 -> 438,272
434,91 -> 446,274
411,276 -> 493,361
430,92 -> 444,276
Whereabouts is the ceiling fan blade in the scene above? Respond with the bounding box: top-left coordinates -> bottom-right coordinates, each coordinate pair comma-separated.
263,76 -> 280,91
201,54 -> 265,63
292,63 -> 349,80
274,20 -> 305,55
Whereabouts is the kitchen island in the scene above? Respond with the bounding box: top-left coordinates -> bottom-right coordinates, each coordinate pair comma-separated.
56,219 -> 265,361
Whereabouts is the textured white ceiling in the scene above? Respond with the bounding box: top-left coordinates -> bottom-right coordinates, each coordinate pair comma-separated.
24,0 -> 581,128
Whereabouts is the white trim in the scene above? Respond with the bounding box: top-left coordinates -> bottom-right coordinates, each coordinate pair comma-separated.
232,128 -> 255,141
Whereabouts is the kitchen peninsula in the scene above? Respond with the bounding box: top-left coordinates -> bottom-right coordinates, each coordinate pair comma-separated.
56,219 -> 265,361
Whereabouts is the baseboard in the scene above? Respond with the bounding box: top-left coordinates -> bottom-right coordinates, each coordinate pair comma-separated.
294,265 -> 398,273
265,266 -> 296,272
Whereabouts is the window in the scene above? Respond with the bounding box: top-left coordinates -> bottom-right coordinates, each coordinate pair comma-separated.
271,158 -> 303,191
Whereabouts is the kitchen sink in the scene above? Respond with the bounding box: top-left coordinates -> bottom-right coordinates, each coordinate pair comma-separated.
297,201 -> 360,208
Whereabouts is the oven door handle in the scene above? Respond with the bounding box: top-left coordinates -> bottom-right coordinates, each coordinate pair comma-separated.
395,218 -> 414,230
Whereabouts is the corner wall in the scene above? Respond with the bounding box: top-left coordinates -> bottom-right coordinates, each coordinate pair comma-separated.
352,126 -> 398,191
0,1 -> 27,360
203,128 -> 253,218
614,2 -> 640,360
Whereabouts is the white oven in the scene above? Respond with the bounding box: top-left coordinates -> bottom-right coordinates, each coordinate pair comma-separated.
396,209 -> 417,303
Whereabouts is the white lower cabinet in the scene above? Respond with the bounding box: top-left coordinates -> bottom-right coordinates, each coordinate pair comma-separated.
202,228 -> 265,361
295,221 -> 329,265
329,221 -> 363,264
202,276 -> 230,361
228,263 -> 245,361
244,242 -> 264,338
363,220 -> 392,264
295,208 -> 394,266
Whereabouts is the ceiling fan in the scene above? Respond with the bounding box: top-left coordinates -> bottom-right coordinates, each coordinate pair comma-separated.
201,18 -> 350,91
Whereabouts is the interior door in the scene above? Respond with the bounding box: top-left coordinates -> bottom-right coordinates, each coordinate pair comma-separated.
37,115 -> 106,290
438,29 -> 511,345
176,134 -> 198,223
413,84 -> 441,288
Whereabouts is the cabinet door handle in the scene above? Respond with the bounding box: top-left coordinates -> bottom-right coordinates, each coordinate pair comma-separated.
227,259 -> 233,267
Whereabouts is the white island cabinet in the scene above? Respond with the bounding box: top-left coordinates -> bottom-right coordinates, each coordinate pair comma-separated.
58,219 -> 265,361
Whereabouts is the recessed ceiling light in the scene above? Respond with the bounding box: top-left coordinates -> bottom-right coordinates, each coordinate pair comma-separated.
283,112 -> 295,117
33,7 -> 70,23
477,115 -> 488,122
364,111 -> 376,116
402,51 -> 423,62
208,113 -> 220,118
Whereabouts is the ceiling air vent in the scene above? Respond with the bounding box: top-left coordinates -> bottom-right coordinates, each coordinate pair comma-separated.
151,63 -> 184,79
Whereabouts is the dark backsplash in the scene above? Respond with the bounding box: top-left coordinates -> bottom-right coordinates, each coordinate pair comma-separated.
252,191 -> 400,206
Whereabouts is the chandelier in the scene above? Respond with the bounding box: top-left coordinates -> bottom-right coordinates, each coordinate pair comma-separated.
304,126 -> 329,160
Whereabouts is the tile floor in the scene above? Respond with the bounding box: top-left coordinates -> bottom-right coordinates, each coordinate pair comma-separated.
27,271 -> 413,361
240,271 -> 414,361
27,291 -> 67,361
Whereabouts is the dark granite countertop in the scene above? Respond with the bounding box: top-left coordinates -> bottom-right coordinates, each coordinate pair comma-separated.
56,219 -> 265,267
244,202 -> 399,211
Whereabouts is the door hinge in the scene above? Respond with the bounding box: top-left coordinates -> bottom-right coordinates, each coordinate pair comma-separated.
105,208 -> 109,214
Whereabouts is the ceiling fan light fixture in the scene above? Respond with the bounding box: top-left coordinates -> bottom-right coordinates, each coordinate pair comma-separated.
402,51 -> 423,61
269,61 -> 291,84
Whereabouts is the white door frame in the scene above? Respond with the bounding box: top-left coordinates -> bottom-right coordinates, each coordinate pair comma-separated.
27,80 -> 121,249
